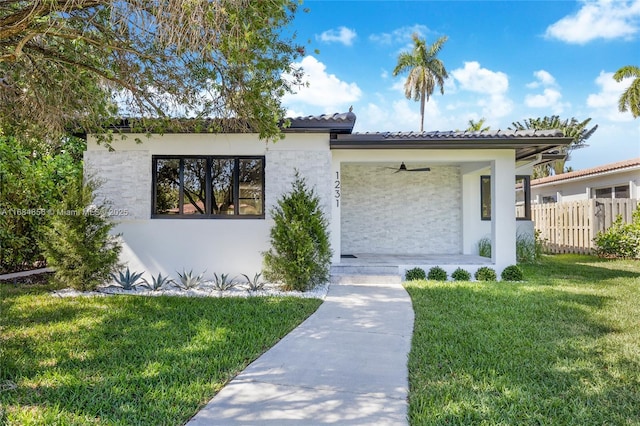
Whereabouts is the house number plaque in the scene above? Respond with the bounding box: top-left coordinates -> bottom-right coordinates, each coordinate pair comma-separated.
334,171 -> 341,207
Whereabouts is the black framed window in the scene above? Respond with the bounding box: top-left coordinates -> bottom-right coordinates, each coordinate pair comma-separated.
481,175 -> 531,221
481,175 -> 491,220
152,156 -> 264,218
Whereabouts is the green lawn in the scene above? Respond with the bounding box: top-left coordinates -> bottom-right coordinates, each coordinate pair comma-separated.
0,280 -> 322,425
405,255 -> 640,425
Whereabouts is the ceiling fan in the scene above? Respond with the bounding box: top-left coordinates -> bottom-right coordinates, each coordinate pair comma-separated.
387,162 -> 431,173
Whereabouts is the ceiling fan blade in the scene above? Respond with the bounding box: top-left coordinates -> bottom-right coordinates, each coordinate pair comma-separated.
407,167 -> 431,172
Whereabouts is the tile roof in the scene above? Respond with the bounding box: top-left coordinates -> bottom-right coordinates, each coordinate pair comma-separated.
331,129 -> 572,161
350,129 -> 564,139
531,157 -> 640,186
285,111 -> 356,133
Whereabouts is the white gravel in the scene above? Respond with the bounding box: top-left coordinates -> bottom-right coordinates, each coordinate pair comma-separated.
51,280 -> 330,300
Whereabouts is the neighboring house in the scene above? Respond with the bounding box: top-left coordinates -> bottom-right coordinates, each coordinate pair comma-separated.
84,112 -> 571,278
531,158 -> 640,203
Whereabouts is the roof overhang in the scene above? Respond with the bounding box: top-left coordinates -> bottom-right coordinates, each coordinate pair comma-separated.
330,130 -> 573,161
283,111 -> 357,134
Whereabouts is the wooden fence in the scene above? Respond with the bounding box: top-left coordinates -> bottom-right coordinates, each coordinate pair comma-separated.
531,198 -> 639,254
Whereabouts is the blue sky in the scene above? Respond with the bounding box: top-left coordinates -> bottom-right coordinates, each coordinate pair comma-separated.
282,0 -> 640,171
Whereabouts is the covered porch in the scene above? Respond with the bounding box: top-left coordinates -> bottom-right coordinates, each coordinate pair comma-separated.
327,129 -> 572,278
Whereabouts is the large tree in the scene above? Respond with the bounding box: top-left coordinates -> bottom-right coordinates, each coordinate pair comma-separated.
0,0 -> 305,143
614,65 -> 640,118
392,33 -> 449,132
510,116 -> 598,177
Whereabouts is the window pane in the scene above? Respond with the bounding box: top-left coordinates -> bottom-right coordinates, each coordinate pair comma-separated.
155,159 -> 180,214
480,176 -> 491,220
615,185 -> 629,198
238,159 -> 264,215
211,159 -> 235,215
515,176 -> 530,220
183,159 -> 207,215
595,187 -> 612,198
481,176 -> 491,220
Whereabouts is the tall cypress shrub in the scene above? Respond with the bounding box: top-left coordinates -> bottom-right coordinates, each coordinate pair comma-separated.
40,176 -> 121,290
263,171 -> 332,291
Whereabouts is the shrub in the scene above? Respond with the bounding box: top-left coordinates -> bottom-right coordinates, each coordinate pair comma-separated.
405,267 -> 426,281
140,273 -> 174,291
516,231 -> 544,263
501,265 -> 524,281
111,267 -> 145,290
451,267 -> 471,281
475,266 -> 497,281
478,237 -> 491,258
427,266 -> 448,281
0,135 -> 83,273
594,206 -> 640,259
40,176 -> 121,291
212,273 -> 236,291
242,272 -> 265,292
176,270 -> 205,290
263,171 -> 332,291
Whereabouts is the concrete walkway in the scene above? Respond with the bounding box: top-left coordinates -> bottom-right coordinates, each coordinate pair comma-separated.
187,279 -> 414,425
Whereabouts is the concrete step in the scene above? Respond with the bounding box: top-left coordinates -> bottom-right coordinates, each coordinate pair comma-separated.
330,265 -> 400,276
330,274 -> 402,285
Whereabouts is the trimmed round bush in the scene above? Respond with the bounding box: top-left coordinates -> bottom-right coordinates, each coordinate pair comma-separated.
427,266 -> 448,281
501,265 -> 524,281
405,267 -> 426,281
451,267 -> 471,281
474,266 -> 497,281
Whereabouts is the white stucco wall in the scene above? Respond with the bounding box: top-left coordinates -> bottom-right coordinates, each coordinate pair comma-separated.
340,164 -> 461,254
85,133 -> 331,278
531,168 -> 640,203
85,134 -> 521,279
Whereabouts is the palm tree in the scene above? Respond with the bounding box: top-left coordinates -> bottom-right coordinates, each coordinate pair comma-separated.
393,33 -> 449,132
613,65 -> 640,118
466,117 -> 490,132
510,116 -> 598,177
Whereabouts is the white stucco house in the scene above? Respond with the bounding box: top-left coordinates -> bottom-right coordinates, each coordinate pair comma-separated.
530,158 -> 640,204
84,112 -> 571,279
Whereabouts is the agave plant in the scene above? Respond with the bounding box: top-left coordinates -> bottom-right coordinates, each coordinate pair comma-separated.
241,272 -> 265,292
176,269 -> 205,290
140,273 -> 174,291
111,267 -> 145,290
212,273 -> 236,291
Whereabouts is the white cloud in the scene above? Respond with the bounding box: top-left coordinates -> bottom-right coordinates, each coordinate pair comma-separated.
450,62 -> 513,119
282,56 -> 362,113
586,70 -> 634,121
451,61 -> 509,95
525,88 -> 564,109
369,24 -> 430,45
526,70 -> 557,88
524,70 -> 568,113
317,26 -> 357,46
545,0 -> 640,44
355,98 -> 450,132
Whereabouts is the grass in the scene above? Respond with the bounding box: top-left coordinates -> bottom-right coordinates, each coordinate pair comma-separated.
0,279 -> 322,425
405,254 -> 640,425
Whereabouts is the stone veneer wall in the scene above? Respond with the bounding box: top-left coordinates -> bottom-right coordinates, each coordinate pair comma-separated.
83,150 -> 151,220
265,150 -> 332,217
341,164 -> 462,254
